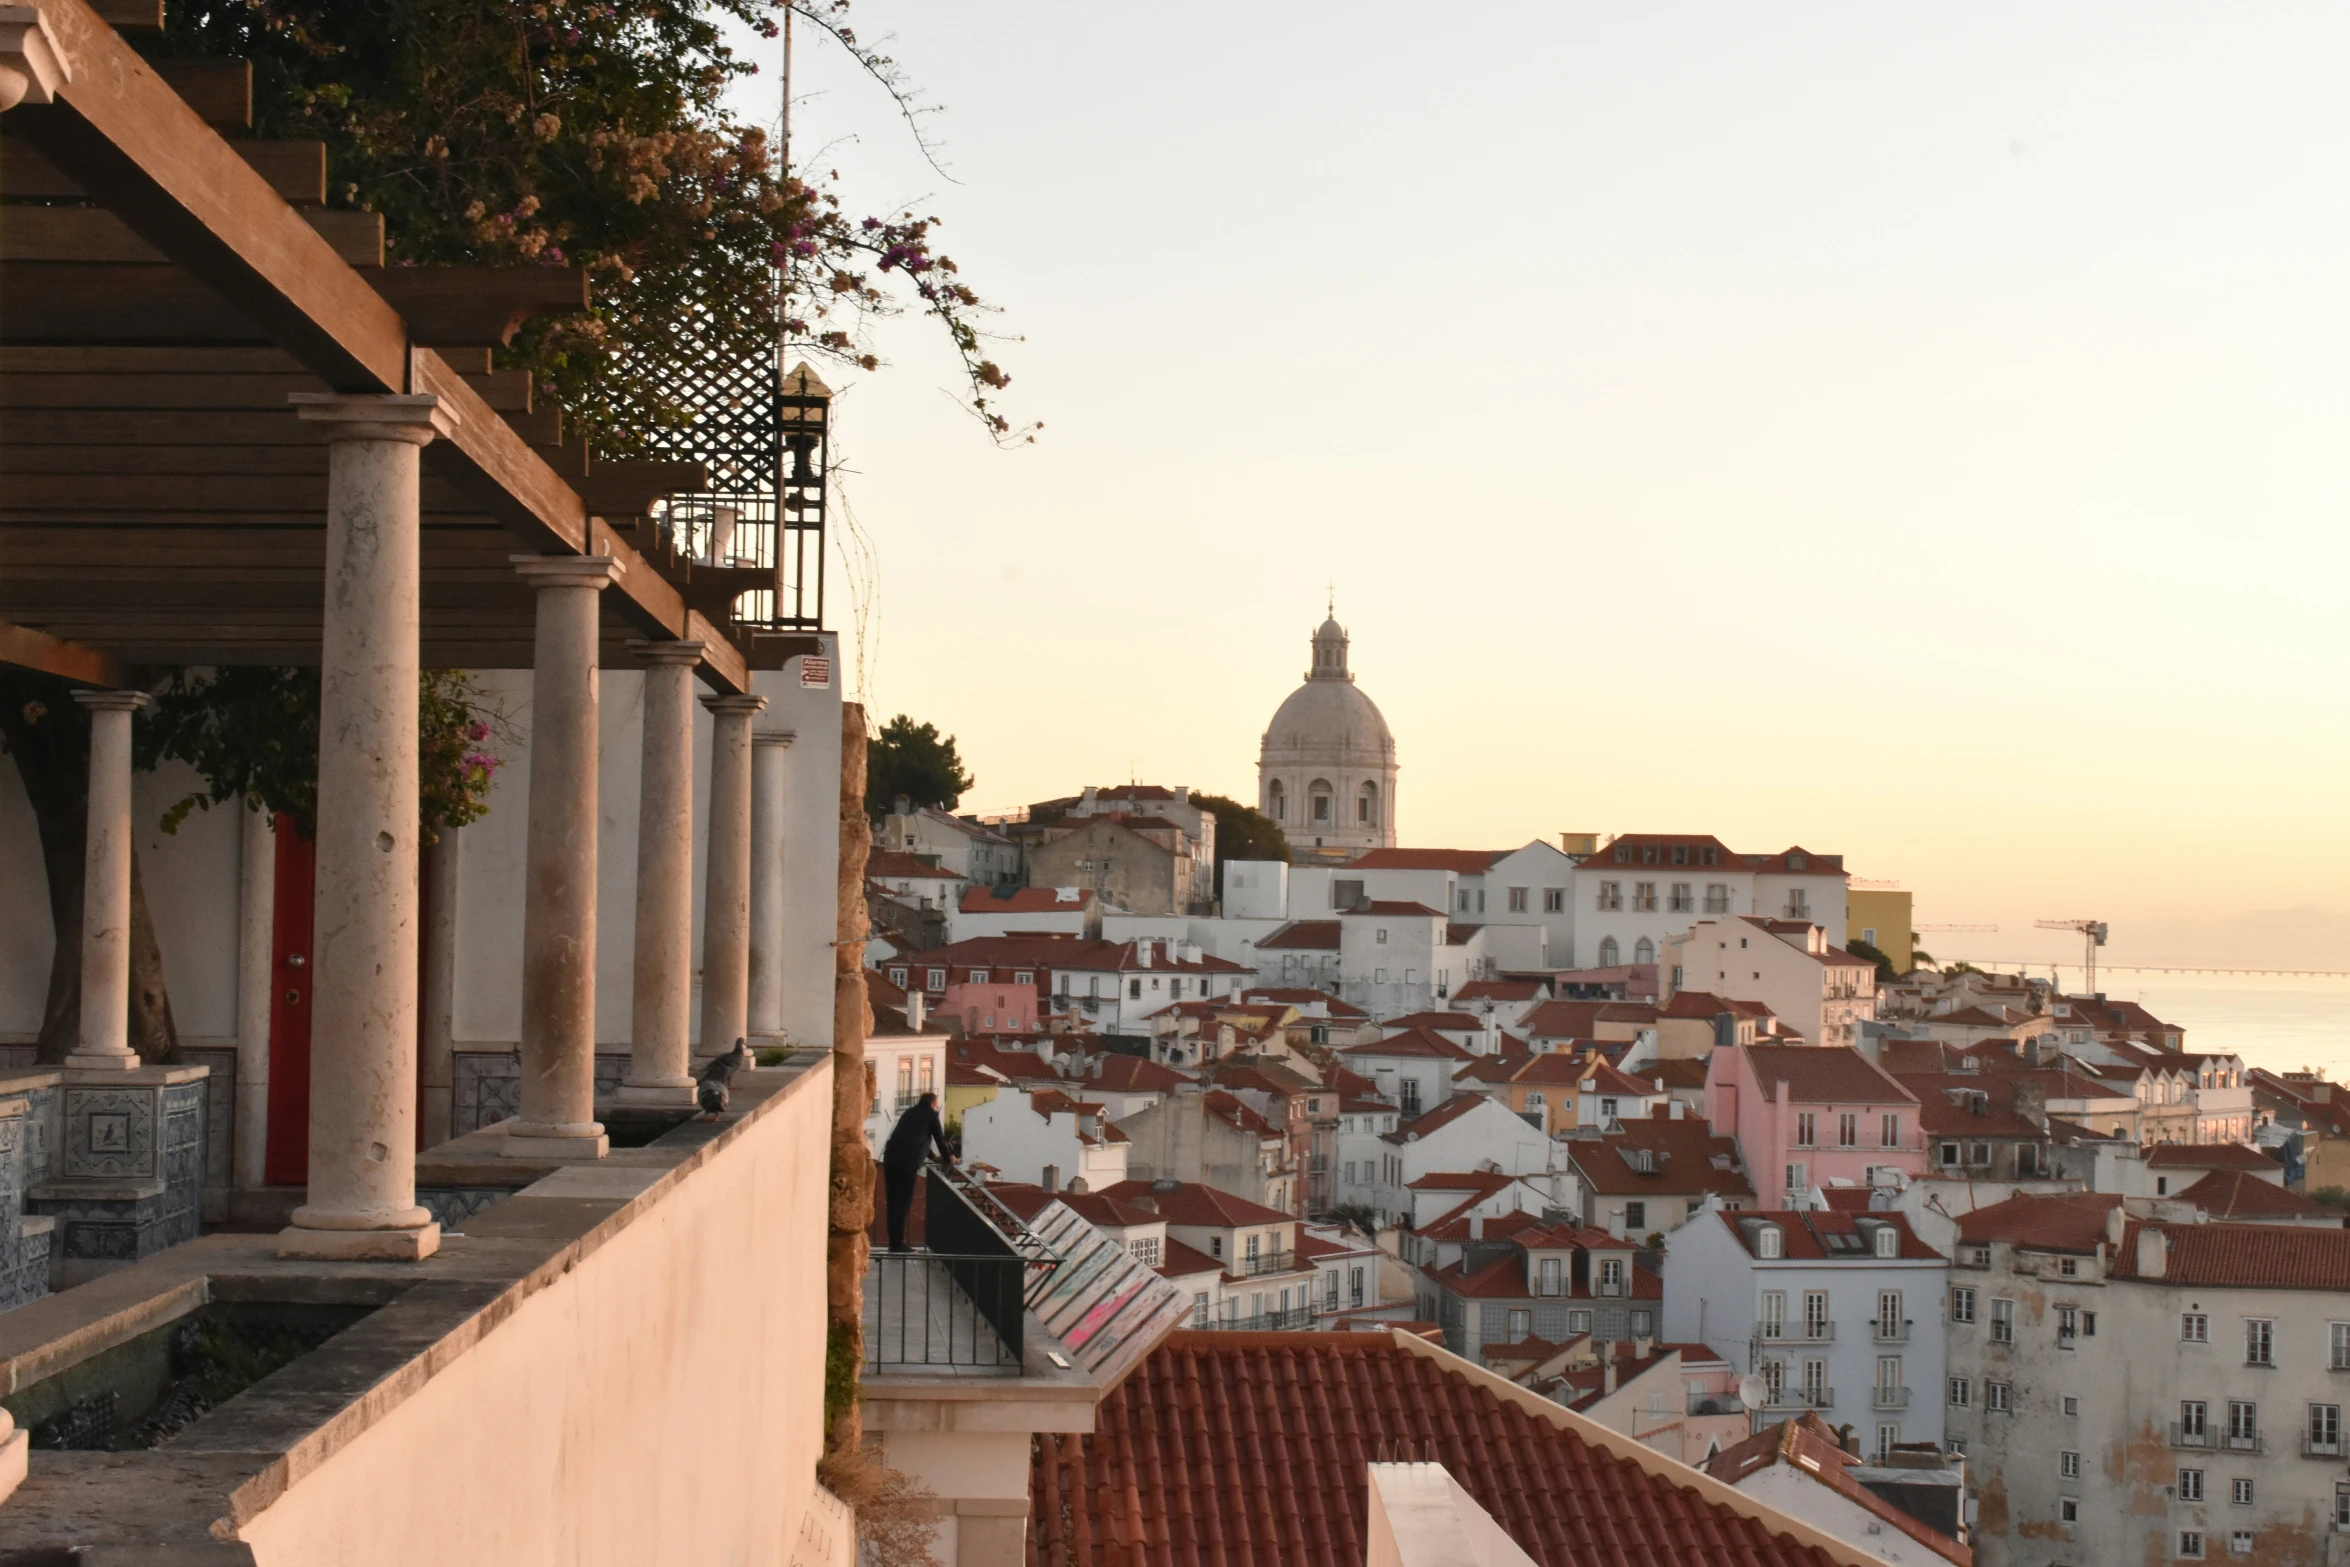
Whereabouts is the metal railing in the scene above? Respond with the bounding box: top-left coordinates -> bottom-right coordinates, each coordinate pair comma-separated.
1688,1393 -> 1747,1417
2224,1432 -> 2263,1454
865,1164 -> 1059,1375
1874,1319 -> 1910,1343
1763,1388 -> 1835,1411
1199,1307 -> 1313,1332
2170,1423 -> 2212,1449
1756,1322 -> 1835,1345
1235,1251 -> 1298,1278
1874,1386 -> 1912,1410
2304,1435 -> 2346,1459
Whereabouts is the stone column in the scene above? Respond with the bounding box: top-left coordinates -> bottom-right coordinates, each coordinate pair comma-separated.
280,392 -> 450,1262
746,727 -> 796,1042
618,639 -> 704,1105
63,690 -> 149,1071
418,826 -> 461,1148
697,693 -> 764,1061
503,555 -> 622,1159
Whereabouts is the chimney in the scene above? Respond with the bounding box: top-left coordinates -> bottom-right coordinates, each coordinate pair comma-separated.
905,991 -> 926,1033
1132,1195 -> 1158,1214
1041,1164 -> 1060,1193
2136,1227 -> 2167,1278
1081,785 -> 1098,807
2024,1038 -> 2043,1069
1669,1098 -> 1686,1121
1136,942 -> 1152,970
1469,1215 -> 1484,1240
1602,1351 -> 1617,1397
1634,1336 -> 1652,1361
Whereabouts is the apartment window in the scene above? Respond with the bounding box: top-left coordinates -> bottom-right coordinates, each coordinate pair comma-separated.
1782,1165 -> 1805,1200
1507,887 -> 1528,913
1761,1359 -> 1786,1403
1880,1113 -> 1900,1148
927,968 -> 947,990
2178,1533 -> 2204,1560
1948,1438 -> 1966,1457
1939,1140 -> 1961,1167
2064,1395 -> 2080,1417
1796,1113 -> 1817,1148
2332,1323 -> 2350,1370
2180,1400 -> 2208,1440
2315,1404 -> 2344,1454
1543,888 -> 1565,913
2335,1485 -> 2350,1530
1601,1259 -> 1628,1295
1759,1225 -> 1784,1259
1877,1290 -> 1903,1337
1624,1201 -> 1647,1230
1323,1270 -> 1340,1310
1704,882 -> 1730,913
2060,1451 -> 2081,1479
1538,1257 -> 1563,1297
1568,1310 -> 1593,1335
1950,1287 -> 1977,1324
1634,882 -> 1658,912
1598,882 -> 1623,912
2232,1478 -> 2254,1506
1507,1309 -> 1532,1340
1129,1236 -> 1163,1267
1599,1096 -> 1619,1121
1991,1299 -> 2014,1344
2228,1401 -> 2259,1449
1801,1290 -> 1829,1339
1987,1381 -> 2011,1412
1876,1356 -> 1901,1399
1669,882 -> 1693,913
1129,979 -> 1142,999
2180,1469 -> 2204,1501
1760,1291 -> 1787,1339
1350,1266 -> 1366,1308
1801,1359 -> 1827,1405
1877,1424 -> 1899,1463
2183,1313 -> 2209,1344
2247,1319 -> 2274,1367
2060,1498 -> 2079,1523
1193,1292 -> 1210,1326
1948,1377 -> 1971,1408
1838,1113 -> 1858,1149
1632,1310 -> 1654,1337
1245,1233 -> 1261,1264
2229,1532 -> 2252,1559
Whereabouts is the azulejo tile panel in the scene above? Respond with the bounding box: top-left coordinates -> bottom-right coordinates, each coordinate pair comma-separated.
62,1088 -> 156,1180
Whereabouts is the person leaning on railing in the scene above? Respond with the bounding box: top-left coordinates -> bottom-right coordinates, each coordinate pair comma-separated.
882,1091 -> 950,1253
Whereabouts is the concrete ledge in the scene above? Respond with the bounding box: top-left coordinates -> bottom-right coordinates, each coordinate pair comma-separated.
30,1179 -> 166,1202
0,1051 -> 832,1556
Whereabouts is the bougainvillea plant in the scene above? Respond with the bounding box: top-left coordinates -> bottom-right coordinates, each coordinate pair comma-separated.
139,668 -> 503,843
151,0 -> 1024,443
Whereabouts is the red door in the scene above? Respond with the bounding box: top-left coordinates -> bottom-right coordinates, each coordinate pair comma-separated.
264,815 -> 316,1186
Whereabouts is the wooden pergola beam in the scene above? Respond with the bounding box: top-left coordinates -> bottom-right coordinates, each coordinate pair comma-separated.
0,619 -> 125,686
2,0 -> 752,693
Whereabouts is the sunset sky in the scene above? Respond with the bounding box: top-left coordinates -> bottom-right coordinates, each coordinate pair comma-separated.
738,3 -> 2350,967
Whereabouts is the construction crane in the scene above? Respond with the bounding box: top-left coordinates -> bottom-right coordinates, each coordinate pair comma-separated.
2035,919 -> 2109,991
1913,924 -> 1998,933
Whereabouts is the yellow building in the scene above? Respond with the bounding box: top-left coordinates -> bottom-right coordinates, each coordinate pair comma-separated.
1847,885 -> 1914,973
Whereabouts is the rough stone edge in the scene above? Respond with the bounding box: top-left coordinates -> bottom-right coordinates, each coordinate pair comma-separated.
826,702 -> 872,1454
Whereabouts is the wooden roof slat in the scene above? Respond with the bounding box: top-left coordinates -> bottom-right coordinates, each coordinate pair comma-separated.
91,0 -> 159,27
1,133 -> 326,204
0,619 -> 125,685
0,206 -> 383,267
151,59 -> 251,130
375,267 -> 589,349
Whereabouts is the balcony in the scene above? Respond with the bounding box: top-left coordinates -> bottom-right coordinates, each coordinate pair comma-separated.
2304,1435 -> 2346,1459
2170,1424 -> 2212,1450
1763,1389 -> 1836,1412
1873,1386 -> 1911,1410
1235,1250 -> 1300,1278
2224,1432 -> 2264,1454
1757,1322 -> 1835,1345
1688,1392 -> 1748,1418
865,1165 -> 1061,1376
1873,1319 -> 1910,1344
1198,1307 -> 1313,1332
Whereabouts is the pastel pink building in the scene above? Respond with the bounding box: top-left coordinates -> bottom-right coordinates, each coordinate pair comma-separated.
942,980 -> 1040,1036
1705,1043 -> 1924,1204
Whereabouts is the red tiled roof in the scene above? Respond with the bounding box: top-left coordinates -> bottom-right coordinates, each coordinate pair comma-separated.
957,885 -> 1091,914
1741,1046 -> 1917,1107
1897,1073 -> 2050,1139
1242,987 -> 1368,1018
2180,1170 -> 2344,1224
1030,1331 -> 1855,1567
1520,1000 -> 1660,1038
1383,1011 -> 1484,1033
1342,900 -> 1445,918
1409,1171 -> 1519,1192
1706,1414 -> 1969,1566
867,848 -> 965,881
1659,990 -> 1740,1019
1200,1090 -> 1282,1139
2110,1220 -> 2350,1291
2144,1143 -> 2278,1173
1454,980 -> 1546,1003
1258,920 -> 1341,952
1741,847 -> 1847,877
1347,848 -> 1504,873
1637,1058 -> 1711,1091
1095,1180 -> 1295,1229
1340,1026 -> 1474,1063
1080,1053 -> 1193,1093
1430,1249 -> 1660,1302
1058,1190 -> 1170,1230
1954,1192 -> 2122,1253
1567,1115 -> 1753,1200
1383,1094 -> 1496,1143
1588,833 -> 1738,867
1156,1238 -> 1224,1280
1716,1209 -> 1941,1262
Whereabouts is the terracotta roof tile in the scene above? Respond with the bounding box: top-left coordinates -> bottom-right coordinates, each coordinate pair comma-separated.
957,885 -> 1091,914
1454,980 -> 1547,1003
1242,987 -> 1369,1018
1383,1011 -> 1485,1032
1036,1328 -> 1867,1567
1716,1209 -> 1941,1262
1347,848 -> 1505,873
2179,1170 -> 2344,1224
1567,1115 -> 1754,1200
1741,1046 -> 1918,1107
2144,1143 -> 2278,1173
1954,1192 -> 2121,1252
2110,1219 -> 2350,1290
1259,920 -> 1342,952
867,848 -> 965,881
1341,1026 -> 1474,1063
1095,1180 -> 1294,1229
1705,1414 -> 1969,1566
1520,999 -> 1661,1038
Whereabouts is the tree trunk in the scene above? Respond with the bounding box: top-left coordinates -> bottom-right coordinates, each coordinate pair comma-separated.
827,701 -> 874,1455
0,673 -> 180,1064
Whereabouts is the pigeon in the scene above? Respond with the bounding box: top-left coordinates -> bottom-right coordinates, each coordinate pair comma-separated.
696,1037 -> 750,1120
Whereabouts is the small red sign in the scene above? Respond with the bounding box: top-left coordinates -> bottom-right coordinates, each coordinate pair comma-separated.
799,656 -> 832,689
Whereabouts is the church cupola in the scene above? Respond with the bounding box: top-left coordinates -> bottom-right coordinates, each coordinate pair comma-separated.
1308,615 -> 1351,683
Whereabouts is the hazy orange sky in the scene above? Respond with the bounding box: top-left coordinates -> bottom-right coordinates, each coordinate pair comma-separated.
735,3 -> 2350,968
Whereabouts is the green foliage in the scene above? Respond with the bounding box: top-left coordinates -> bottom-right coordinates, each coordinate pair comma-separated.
823,1316 -> 862,1434
1189,792 -> 1289,870
151,0 -> 1021,442
1910,934 -> 1936,969
2310,1186 -> 2350,1214
137,667 -> 502,840
1325,1201 -> 1379,1237
1846,938 -> 1897,984
865,714 -> 973,816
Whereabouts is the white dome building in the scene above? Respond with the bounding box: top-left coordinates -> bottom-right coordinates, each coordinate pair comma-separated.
1258,612 -> 1397,858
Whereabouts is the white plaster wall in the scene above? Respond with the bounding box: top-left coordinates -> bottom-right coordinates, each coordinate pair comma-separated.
235,1058 -> 833,1567
754,639 -> 843,1051
1732,1467 -> 1939,1565
0,756 -> 245,1042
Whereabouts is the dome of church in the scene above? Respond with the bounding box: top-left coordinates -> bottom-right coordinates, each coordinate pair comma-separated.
1257,610 -> 1398,854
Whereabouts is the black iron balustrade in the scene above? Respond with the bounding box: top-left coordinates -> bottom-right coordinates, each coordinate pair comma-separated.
863,1163 -> 1059,1375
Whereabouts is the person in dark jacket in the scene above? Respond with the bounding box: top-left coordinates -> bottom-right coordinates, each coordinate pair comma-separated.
882,1092 -> 949,1252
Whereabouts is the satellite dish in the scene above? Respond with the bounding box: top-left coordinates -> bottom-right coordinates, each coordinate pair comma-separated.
1738,1374 -> 1768,1409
